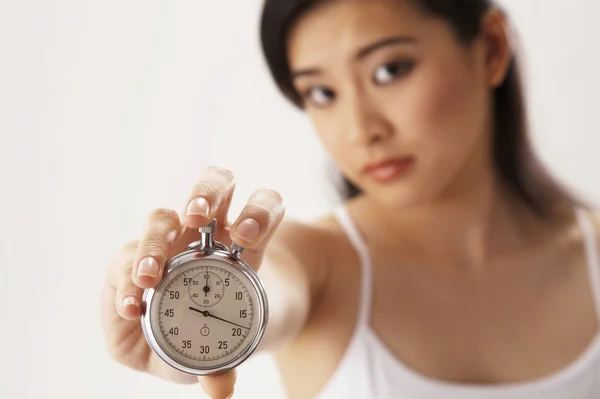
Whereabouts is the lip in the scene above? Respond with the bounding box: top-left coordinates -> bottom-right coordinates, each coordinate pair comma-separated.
362,157 -> 415,183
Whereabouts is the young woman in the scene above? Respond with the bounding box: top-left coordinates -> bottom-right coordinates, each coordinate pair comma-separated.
101,1 -> 600,398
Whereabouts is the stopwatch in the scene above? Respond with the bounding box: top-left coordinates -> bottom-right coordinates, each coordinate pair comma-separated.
140,219 -> 268,376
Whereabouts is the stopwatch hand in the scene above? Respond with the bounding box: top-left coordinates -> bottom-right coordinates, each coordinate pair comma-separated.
188,307 -> 249,330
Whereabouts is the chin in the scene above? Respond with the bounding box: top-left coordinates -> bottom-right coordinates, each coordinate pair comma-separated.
365,184 -> 425,210
365,175 -> 448,211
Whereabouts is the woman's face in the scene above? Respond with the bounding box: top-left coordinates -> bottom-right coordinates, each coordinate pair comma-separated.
287,0 -> 506,209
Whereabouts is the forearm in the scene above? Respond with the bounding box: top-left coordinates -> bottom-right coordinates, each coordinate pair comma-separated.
256,247 -> 312,352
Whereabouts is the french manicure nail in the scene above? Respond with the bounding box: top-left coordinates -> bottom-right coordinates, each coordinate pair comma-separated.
123,296 -> 139,307
137,256 -> 159,278
235,219 -> 261,241
186,197 -> 210,217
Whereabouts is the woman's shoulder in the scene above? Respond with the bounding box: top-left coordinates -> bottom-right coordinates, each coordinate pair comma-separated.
272,206 -> 352,254
261,205 -> 358,305
555,204 -> 600,257
584,207 -> 600,245
267,201 -> 364,274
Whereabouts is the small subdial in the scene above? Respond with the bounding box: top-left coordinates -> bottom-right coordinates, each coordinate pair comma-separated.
188,270 -> 225,307
200,324 -> 210,336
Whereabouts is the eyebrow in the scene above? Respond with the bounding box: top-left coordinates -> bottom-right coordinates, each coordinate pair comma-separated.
291,35 -> 417,79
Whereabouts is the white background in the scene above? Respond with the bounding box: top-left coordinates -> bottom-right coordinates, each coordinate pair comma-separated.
0,1 -> 598,398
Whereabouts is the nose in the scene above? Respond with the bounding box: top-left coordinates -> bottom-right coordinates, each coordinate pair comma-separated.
346,92 -> 393,146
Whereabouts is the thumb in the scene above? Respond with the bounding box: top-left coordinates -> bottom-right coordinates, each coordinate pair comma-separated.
198,369 -> 237,399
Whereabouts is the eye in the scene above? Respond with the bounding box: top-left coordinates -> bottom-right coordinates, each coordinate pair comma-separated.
302,86 -> 336,107
372,61 -> 415,85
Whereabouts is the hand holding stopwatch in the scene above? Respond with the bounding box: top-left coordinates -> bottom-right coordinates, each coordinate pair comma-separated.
140,219 -> 268,376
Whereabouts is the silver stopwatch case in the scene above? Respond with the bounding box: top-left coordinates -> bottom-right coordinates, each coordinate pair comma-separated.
140,219 -> 269,376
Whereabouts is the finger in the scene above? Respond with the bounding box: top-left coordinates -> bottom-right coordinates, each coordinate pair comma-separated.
132,208 -> 182,289
182,166 -> 236,231
198,369 -> 237,399
212,181 -> 235,244
229,188 -> 286,270
102,241 -> 151,368
112,240 -> 144,320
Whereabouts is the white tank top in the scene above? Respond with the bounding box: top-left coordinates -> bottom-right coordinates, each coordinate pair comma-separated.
313,204 -> 600,399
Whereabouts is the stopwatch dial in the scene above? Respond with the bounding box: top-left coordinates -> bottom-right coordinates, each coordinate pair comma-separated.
187,271 -> 225,307
155,263 -> 256,366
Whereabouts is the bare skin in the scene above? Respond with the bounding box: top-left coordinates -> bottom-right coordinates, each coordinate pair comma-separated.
101,1 -> 600,399
275,197 -> 600,399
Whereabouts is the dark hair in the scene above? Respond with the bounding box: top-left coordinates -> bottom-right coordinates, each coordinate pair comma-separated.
259,0 -> 578,218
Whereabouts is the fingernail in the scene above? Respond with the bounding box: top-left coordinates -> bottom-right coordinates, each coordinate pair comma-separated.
137,257 -> 159,278
186,197 -> 210,217
235,218 -> 261,241
123,296 -> 139,307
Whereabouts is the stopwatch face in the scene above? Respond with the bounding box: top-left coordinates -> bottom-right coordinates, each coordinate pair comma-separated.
141,253 -> 267,375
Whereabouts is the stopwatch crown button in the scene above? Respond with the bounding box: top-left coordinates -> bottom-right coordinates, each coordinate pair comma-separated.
200,219 -> 217,234
231,243 -> 245,258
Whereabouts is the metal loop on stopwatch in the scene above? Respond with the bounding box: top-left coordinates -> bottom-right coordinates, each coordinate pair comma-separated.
189,219 -> 246,258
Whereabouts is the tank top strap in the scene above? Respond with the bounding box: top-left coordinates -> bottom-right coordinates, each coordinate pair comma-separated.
574,206 -> 600,322
333,203 -> 373,326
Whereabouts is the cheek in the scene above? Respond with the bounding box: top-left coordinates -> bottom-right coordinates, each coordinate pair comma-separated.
389,61 -> 485,170
309,115 -> 338,156
310,112 -> 352,165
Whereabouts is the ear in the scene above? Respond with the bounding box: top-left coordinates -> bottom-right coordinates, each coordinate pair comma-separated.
480,8 -> 513,88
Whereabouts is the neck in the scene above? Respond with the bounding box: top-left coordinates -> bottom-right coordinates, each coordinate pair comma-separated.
367,166 -> 559,273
